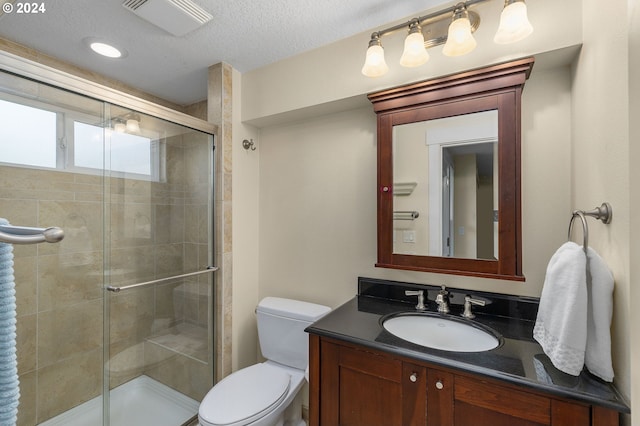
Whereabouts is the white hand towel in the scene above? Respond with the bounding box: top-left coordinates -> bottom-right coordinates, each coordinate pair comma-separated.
585,247 -> 614,382
533,242 -> 588,376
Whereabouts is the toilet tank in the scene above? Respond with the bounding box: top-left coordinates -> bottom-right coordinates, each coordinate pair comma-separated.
256,297 -> 331,370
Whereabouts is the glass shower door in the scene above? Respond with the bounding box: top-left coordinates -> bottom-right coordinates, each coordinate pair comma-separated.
2,68 -> 215,426
103,105 -> 215,425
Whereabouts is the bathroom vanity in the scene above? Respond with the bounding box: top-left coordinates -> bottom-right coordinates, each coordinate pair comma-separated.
306,278 -> 629,426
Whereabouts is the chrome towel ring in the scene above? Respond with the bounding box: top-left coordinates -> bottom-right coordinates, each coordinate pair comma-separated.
567,202 -> 612,251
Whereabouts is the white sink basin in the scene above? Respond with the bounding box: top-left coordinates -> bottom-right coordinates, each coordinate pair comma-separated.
382,313 -> 500,352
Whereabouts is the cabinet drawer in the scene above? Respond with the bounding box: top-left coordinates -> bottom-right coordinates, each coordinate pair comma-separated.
339,345 -> 402,382
455,375 -> 550,425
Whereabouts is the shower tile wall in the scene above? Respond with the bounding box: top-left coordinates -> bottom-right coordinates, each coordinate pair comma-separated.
1,130 -> 212,425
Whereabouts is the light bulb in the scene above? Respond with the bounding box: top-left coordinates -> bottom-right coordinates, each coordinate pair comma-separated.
494,0 -> 533,44
400,27 -> 429,68
361,38 -> 389,78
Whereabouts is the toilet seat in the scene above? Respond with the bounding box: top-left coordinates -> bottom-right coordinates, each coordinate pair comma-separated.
199,363 -> 291,426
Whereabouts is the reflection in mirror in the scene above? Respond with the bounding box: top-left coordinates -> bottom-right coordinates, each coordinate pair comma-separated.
393,111 -> 498,260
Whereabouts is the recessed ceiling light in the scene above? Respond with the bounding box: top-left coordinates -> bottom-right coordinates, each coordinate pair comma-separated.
90,42 -> 122,58
83,37 -> 128,59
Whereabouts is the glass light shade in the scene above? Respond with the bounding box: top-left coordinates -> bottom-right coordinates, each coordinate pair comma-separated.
361,44 -> 389,77
126,118 -> 140,133
443,17 -> 477,57
113,121 -> 126,133
494,1 -> 533,44
400,31 -> 429,67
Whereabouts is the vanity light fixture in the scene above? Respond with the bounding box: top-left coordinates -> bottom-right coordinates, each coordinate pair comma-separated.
110,113 -> 141,133
361,0 -> 532,78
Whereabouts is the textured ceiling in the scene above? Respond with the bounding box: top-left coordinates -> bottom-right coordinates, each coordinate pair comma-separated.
0,0 -> 451,106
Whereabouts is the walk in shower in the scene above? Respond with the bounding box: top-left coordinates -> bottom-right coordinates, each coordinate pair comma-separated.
0,64 -> 216,425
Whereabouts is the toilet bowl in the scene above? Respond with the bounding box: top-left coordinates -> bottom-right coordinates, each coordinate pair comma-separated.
198,297 -> 330,426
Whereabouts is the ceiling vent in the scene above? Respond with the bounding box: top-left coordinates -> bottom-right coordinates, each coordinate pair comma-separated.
122,0 -> 212,37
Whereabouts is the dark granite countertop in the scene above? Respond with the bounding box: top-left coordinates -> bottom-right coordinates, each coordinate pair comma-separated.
306,277 -> 629,414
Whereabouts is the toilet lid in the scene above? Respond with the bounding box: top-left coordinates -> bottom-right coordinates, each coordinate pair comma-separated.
199,363 -> 291,426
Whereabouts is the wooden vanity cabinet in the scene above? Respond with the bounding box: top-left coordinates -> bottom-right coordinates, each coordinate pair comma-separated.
309,335 -> 619,426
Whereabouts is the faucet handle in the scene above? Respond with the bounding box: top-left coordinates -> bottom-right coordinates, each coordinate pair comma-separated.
435,286 -> 450,314
405,290 -> 426,310
461,295 -> 486,319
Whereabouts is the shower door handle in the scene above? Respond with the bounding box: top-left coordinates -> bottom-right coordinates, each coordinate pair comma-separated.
106,266 -> 218,292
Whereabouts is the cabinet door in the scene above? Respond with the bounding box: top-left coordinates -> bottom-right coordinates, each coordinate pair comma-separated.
403,363 -> 427,425
320,341 -> 404,426
426,368 -> 454,426
454,375 -> 551,426
320,342 -> 427,426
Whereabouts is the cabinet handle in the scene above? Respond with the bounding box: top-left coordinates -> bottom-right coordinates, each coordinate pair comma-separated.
409,373 -> 418,383
435,380 -> 444,390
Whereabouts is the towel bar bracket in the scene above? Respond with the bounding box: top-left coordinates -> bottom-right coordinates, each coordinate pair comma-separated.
574,202 -> 612,225
567,202 -> 613,251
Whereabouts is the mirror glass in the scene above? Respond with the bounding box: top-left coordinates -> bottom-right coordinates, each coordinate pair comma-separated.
392,111 -> 498,259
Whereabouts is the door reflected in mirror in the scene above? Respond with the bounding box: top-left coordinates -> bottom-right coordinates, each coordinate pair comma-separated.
393,111 -> 498,260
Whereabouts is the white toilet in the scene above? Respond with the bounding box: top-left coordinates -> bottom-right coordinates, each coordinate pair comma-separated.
198,297 -> 331,426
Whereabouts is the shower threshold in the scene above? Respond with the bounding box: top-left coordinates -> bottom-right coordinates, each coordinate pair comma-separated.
39,375 -> 199,426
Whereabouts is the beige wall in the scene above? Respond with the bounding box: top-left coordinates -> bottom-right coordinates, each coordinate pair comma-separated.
255,64 -> 571,302
231,68 -> 260,369
629,0 -> 640,422
572,0 -> 632,422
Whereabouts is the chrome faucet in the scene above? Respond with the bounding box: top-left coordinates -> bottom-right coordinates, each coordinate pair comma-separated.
405,290 -> 426,311
461,295 -> 486,319
435,285 -> 450,314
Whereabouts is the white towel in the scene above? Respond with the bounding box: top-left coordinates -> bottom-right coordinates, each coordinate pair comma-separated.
533,242 -> 588,376
585,247 -> 614,382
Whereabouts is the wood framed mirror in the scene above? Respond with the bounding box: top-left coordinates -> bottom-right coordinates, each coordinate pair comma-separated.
369,58 -> 534,280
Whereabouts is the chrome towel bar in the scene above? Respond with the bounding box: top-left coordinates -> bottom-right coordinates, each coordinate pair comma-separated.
106,266 -> 218,293
393,211 -> 420,220
0,225 -> 64,245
